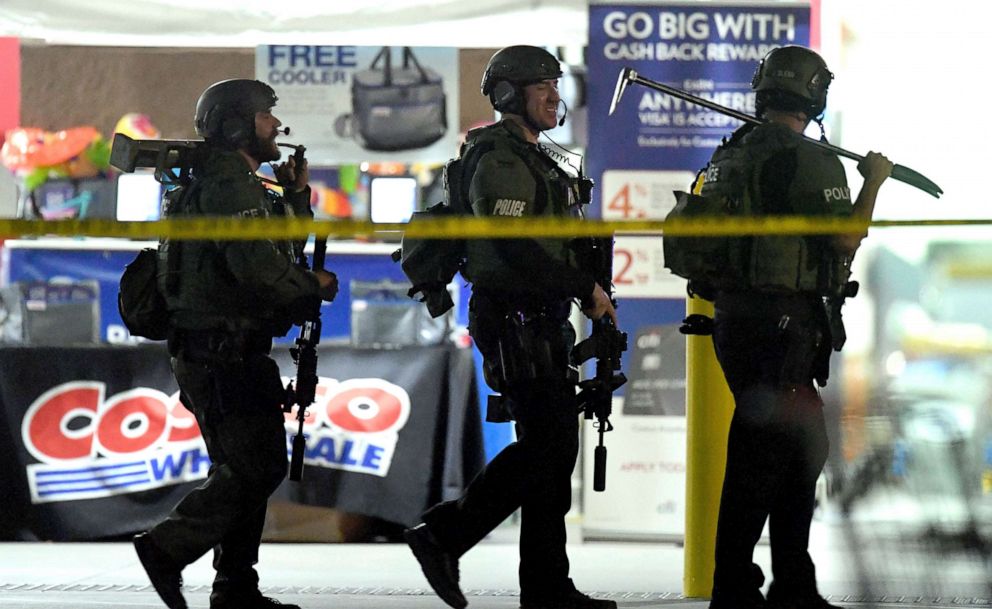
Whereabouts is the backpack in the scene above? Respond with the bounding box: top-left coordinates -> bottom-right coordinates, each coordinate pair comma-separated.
395,201 -> 464,318
393,127 -> 500,317
116,179 -> 200,340
118,247 -> 169,340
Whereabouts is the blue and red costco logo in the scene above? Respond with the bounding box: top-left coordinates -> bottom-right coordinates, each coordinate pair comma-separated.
21,377 -> 410,503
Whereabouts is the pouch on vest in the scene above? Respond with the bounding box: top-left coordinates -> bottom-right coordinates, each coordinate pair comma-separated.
663,190 -> 748,296
118,247 -> 169,340
343,46 -> 447,152
496,313 -> 557,384
747,235 -> 818,292
393,145 -> 481,317
777,317 -> 825,386
395,200 -> 463,318
486,394 -> 514,423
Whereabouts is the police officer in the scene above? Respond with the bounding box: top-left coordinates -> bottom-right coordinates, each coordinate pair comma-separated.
403,46 -> 618,609
697,47 -> 893,609
132,79 -> 338,609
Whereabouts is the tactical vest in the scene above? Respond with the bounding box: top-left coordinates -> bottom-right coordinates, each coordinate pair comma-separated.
397,121 -> 583,313
460,122 -> 579,288
156,159 -> 301,332
664,122 -> 852,297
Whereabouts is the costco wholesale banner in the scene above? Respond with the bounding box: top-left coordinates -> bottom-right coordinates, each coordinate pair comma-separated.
0,345 -> 482,540
255,45 -> 460,165
585,1 -> 811,540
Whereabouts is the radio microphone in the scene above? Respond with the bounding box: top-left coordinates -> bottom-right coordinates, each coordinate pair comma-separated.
278,127 -> 291,135
558,100 -> 568,127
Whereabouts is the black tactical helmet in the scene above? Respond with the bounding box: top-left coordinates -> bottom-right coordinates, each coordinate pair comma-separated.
481,46 -> 562,114
194,79 -> 278,147
751,45 -> 833,118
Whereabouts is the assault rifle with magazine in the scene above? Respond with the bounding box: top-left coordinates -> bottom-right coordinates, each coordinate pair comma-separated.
570,236 -> 628,492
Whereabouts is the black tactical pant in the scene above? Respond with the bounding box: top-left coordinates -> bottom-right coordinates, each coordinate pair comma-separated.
710,308 -> 831,604
150,331 -> 287,599
423,298 -> 581,600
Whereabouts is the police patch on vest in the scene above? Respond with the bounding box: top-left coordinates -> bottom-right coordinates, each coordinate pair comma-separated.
823,186 -> 851,203
493,199 -> 527,217
704,165 -> 721,183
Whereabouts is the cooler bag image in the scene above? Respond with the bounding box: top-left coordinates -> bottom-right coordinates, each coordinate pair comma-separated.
347,46 -> 448,151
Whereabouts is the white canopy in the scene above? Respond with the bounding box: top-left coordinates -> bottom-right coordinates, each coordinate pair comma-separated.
0,0 -> 590,47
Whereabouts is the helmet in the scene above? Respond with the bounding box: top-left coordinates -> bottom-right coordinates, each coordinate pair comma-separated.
194,79 -> 278,147
480,46 -> 562,114
751,45 -> 833,118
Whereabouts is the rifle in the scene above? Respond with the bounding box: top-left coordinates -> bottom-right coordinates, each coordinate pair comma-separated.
609,67 -> 943,199
570,237 -> 628,492
279,143 -> 324,482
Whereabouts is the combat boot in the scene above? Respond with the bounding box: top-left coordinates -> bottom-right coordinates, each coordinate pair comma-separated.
709,598 -> 766,609
765,582 -> 840,609
133,532 -> 187,609
404,523 -> 467,609
709,563 -> 767,609
210,590 -> 300,609
210,592 -> 300,609
520,581 -> 617,609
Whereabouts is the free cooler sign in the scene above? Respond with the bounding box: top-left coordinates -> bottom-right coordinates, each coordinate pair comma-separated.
20,376 -> 410,504
587,1 -> 810,218
256,45 -> 459,165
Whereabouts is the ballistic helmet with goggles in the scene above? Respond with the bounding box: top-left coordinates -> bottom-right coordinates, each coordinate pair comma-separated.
751,45 -> 833,119
481,46 -> 562,115
194,79 -> 278,147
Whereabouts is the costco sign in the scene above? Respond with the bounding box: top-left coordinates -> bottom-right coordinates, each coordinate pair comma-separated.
21,377 -> 410,504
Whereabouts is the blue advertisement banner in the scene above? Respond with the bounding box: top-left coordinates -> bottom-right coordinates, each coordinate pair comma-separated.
591,1 -> 811,398
587,1 -> 810,219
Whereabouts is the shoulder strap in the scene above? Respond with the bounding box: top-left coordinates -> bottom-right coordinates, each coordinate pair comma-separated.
163,178 -> 204,218
448,133 -> 497,215
161,178 -> 205,296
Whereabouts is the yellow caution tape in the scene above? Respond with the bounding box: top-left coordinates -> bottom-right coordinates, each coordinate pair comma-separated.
0,216 -> 990,241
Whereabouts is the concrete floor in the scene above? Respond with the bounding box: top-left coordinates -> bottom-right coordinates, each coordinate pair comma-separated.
1,511 -> 990,609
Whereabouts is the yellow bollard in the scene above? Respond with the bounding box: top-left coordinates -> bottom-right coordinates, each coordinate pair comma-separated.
683,297 -> 736,598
